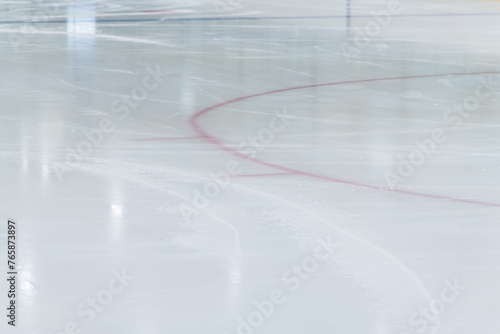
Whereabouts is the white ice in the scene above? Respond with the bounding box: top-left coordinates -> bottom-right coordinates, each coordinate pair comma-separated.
1,0 -> 500,333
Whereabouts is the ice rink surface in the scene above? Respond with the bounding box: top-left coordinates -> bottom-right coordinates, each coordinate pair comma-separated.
1,0 -> 500,333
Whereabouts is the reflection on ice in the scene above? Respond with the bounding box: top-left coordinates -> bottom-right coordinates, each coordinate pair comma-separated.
67,1 -> 96,35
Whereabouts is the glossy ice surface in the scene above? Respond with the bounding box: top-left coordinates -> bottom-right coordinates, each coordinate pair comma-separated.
1,0 -> 500,333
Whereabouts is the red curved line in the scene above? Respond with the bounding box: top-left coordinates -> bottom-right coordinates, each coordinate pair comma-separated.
189,72 -> 500,208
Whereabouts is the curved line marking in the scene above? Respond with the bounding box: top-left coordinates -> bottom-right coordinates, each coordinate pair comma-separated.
190,71 -> 500,208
